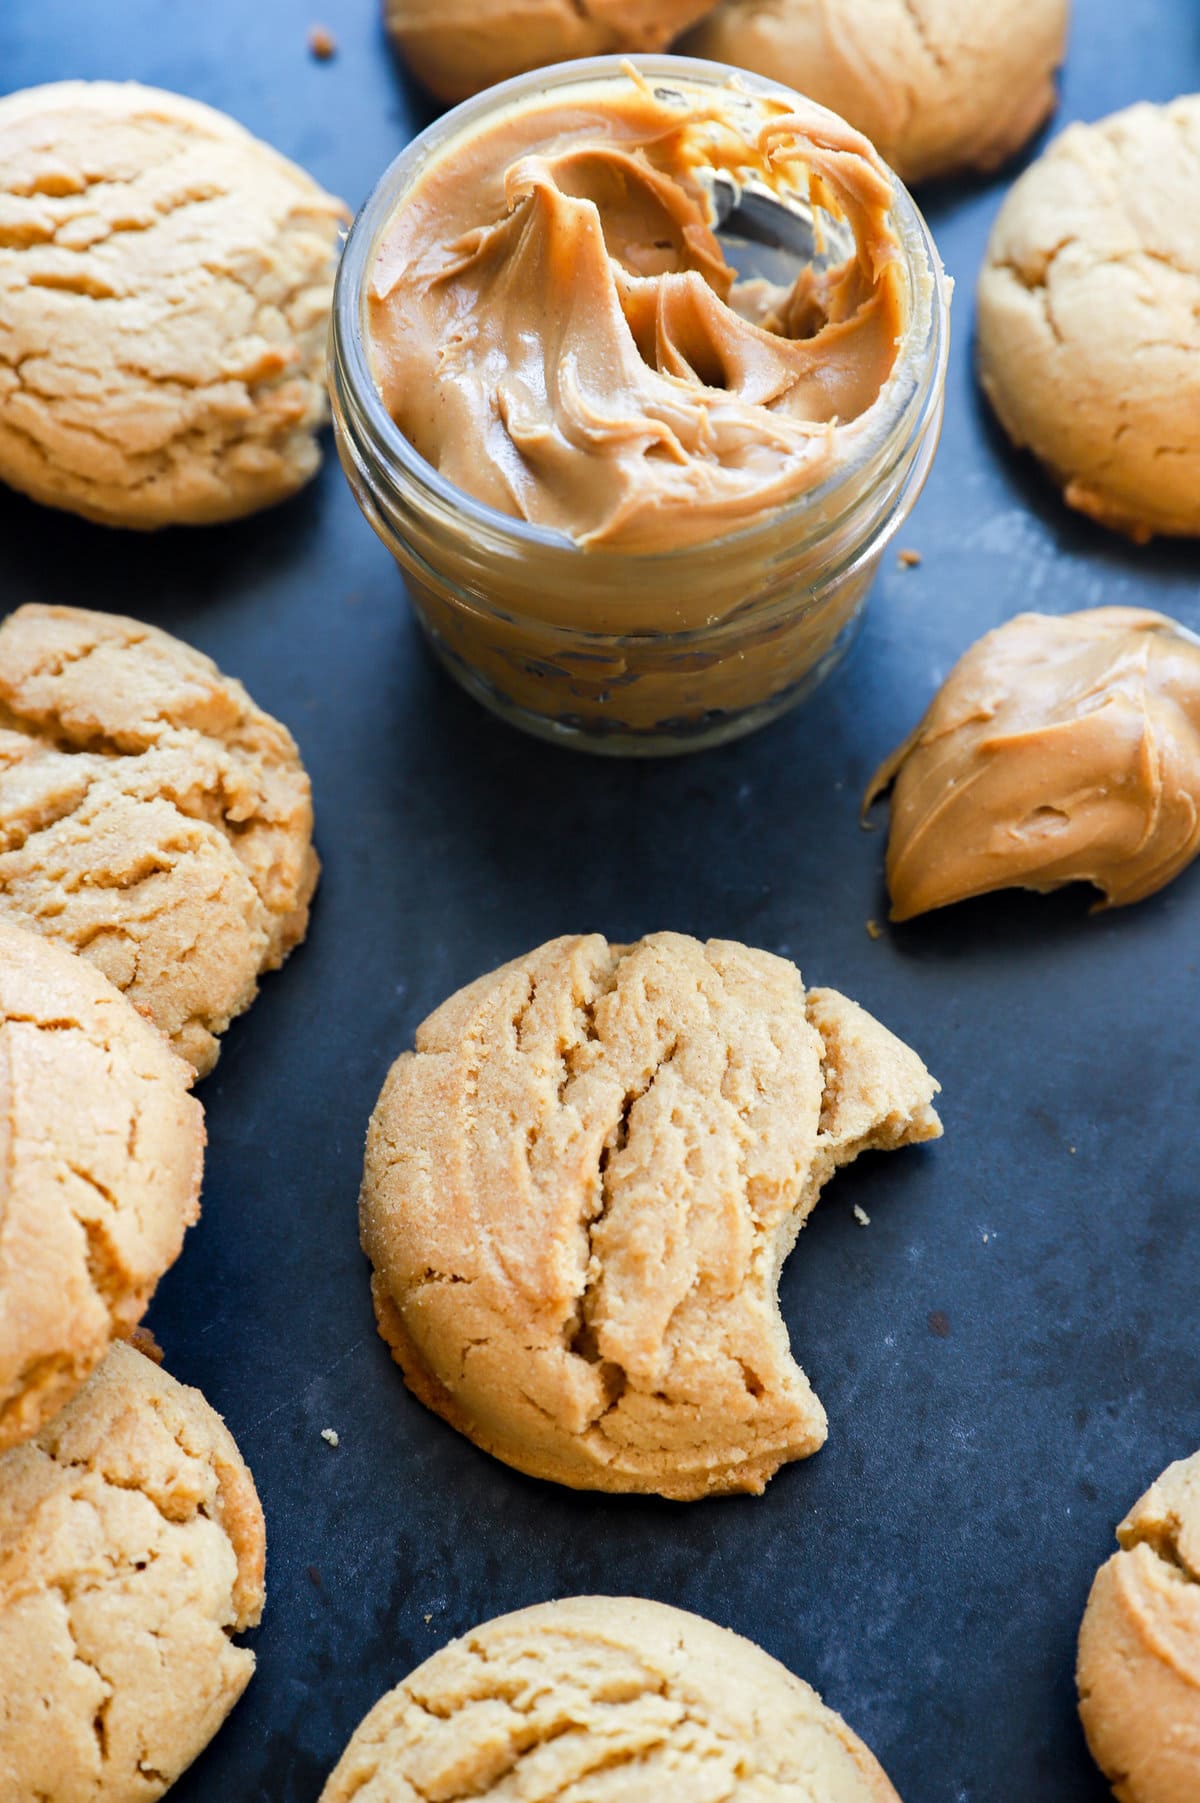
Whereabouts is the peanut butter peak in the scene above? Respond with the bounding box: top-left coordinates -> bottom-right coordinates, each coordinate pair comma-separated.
865,608 -> 1200,918
367,72 -> 906,550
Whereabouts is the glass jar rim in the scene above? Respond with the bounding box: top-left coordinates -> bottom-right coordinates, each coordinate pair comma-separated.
331,52 -> 951,566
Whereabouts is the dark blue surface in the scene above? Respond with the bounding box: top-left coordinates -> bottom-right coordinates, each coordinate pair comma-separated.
2,4 -> 1198,1799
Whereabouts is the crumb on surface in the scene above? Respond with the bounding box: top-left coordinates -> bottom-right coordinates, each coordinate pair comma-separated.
320,1427 -> 340,1447
424,1613 -> 432,1623
928,1310 -> 951,1339
852,1203 -> 871,1227
866,918 -> 883,940
898,548 -> 922,568
128,1325 -> 165,1365
309,23 -> 336,58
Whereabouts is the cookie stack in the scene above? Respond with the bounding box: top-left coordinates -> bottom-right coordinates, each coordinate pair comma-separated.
0,76 -> 338,1799
0,604 -> 320,1795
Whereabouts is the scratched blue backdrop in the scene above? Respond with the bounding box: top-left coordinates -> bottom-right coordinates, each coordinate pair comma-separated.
1,3 -> 1198,1798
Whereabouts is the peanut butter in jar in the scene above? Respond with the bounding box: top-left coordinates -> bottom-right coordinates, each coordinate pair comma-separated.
331,57 -> 951,753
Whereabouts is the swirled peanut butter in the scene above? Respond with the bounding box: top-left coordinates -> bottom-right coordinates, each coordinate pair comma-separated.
866,608 -> 1200,918
366,69 -> 907,551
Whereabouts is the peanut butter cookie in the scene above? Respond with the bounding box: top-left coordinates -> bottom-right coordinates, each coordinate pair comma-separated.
0,1339 -> 265,1802
0,603 -> 318,1076
384,0 -> 714,104
865,609 -> 1200,918
1078,1450 -> 1200,1803
977,96 -> 1200,541
321,1596 -> 901,1801
683,0 -> 1068,184
360,932 -> 941,1499
0,921 -> 203,1452
0,81 -> 347,527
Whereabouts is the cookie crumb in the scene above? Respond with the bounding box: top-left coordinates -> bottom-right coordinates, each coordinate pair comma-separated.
853,1204 -> 871,1227
308,24 -> 337,58
128,1325 -> 165,1365
927,1310 -> 951,1339
865,918 -> 883,940
424,1613 -> 432,1623
1069,1145 -> 1076,1154
897,548 -> 922,569
320,1427 -> 340,1447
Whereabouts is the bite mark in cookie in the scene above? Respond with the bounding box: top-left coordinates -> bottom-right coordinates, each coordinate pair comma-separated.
360,932 -> 940,1499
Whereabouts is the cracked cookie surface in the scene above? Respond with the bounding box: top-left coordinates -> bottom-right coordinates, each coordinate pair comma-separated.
383,0 -> 714,103
0,1339 -> 264,1803
0,921 -> 203,1451
1078,1450 -> 1200,1803
360,932 -> 941,1499
0,602 -> 318,1076
321,1595 -> 901,1801
977,96 -> 1200,541
683,0 -> 1067,184
0,80 -> 347,527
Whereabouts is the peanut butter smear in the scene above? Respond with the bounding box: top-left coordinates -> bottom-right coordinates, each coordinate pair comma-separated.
865,608 -> 1200,919
366,70 -> 908,550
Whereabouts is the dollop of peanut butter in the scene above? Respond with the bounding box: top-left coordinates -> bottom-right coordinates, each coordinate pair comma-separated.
865,608 -> 1200,917
366,69 -> 907,551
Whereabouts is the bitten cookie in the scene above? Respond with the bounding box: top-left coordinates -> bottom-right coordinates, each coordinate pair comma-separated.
0,1340 -> 265,1802
360,932 -> 941,1499
0,922 -> 203,1452
0,603 -> 318,1076
977,96 -> 1200,541
865,609 -> 1200,918
1078,1450 -> 1200,1803
384,0 -> 714,104
321,1596 -> 902,1802
0,81 -> 347,527
683,0 -> 1068,184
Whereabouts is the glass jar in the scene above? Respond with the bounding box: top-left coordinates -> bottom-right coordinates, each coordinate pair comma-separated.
330,55 -> 951,756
